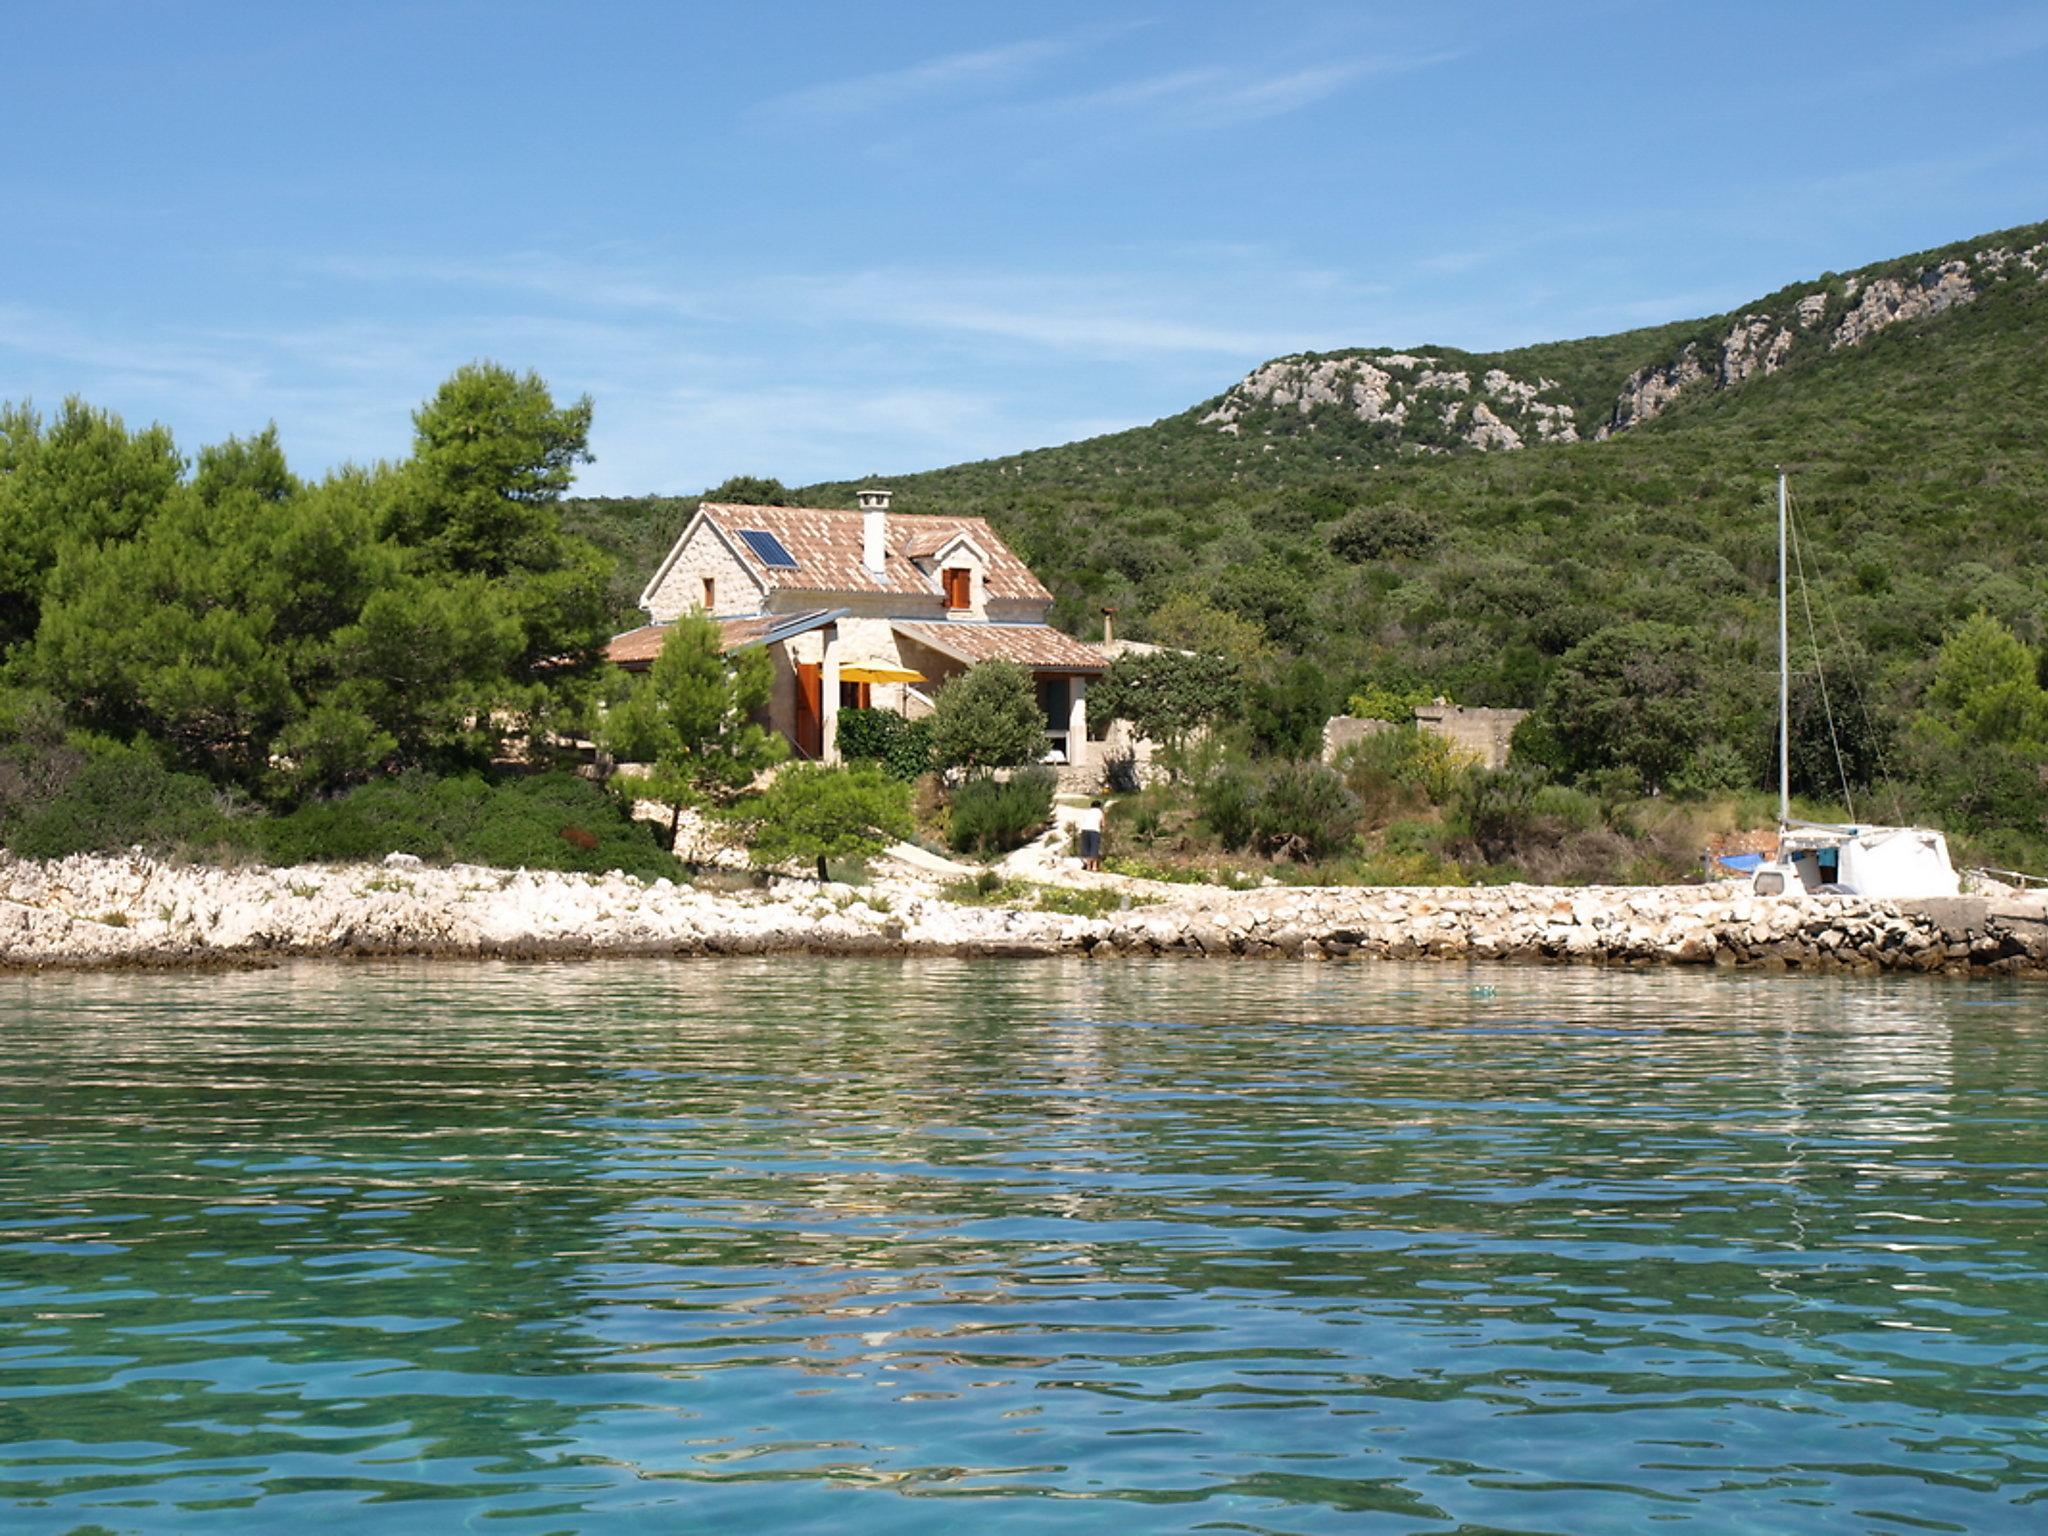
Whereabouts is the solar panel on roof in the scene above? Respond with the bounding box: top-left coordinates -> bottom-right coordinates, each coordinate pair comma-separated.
737,529 -> 798,569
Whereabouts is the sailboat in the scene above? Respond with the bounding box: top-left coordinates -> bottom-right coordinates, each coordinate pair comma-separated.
1751,472 -> 1961,900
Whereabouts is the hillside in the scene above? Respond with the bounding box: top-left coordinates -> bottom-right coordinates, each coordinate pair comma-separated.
568,217 -> 2048,764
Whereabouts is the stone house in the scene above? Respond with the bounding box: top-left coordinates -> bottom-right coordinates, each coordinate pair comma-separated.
606,489 -> 1106,765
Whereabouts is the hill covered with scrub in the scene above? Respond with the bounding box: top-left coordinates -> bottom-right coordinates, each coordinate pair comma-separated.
563,216 -> 2048,869
785,219 -> 2048,688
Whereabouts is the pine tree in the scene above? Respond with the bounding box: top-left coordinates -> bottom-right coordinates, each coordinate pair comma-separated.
597,611 -> 786,847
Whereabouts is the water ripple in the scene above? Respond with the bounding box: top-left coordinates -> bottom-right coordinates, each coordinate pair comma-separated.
1,958 -> 2044,1532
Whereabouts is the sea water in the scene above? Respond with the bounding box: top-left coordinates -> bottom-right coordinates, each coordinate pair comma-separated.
2,959 -> 2044,1533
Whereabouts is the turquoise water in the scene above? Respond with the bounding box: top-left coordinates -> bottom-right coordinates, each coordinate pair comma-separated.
2,960 -> 2045,1534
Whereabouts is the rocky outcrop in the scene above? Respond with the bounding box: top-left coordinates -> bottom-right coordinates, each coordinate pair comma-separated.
1594,242 -> 2046,436
1976,242 -> 2048,278
1199,352 -> 1580,452
6,853 -> 2045,979
1204,234 -> 2043,459
1830,260 -> 1976,349
1719,315 -> 1795,387
1600,344 -> 1709,436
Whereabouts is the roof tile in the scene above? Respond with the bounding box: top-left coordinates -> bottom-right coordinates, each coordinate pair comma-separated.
704,503 -> 1050,602
893,621 -> 1106,672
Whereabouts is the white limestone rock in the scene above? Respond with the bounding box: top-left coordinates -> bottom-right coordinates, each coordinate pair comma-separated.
1830,260 -> 1976,350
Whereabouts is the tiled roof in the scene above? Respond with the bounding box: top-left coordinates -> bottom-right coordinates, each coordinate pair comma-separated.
606,610 -> 838,668
606,623 -> 671,667
701,503 -> 1051,602
899,527 -> 969,560
893,621 -> 1107,672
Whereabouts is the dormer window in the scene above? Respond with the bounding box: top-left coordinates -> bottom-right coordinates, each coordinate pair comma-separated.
702,576 -> 715,610
942,567 -> 971,610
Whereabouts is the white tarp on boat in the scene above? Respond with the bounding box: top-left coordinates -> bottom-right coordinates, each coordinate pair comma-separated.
1834,826 -> 1961,899
1772,824 -> 1961,899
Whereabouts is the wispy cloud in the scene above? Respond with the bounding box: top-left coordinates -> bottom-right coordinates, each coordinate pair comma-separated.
0,303 -> 269,402
1047,50 -> 1461,129
758,25 -> 1456,138
759,33 -> 1083,122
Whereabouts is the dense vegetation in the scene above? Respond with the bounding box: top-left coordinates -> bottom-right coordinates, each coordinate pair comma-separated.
9,217 -> 2048,884
0,367 -> 684,872
562,217 -> 2048,875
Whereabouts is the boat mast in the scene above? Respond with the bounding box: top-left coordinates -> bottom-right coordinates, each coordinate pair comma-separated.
1778,469 -> 1790,829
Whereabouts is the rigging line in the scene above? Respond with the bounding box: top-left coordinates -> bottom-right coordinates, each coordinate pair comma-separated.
1788,484 -> 1910,825
1785,496 -> 1854,818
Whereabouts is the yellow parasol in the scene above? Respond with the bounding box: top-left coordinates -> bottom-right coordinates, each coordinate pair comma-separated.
838,665 -> 926,685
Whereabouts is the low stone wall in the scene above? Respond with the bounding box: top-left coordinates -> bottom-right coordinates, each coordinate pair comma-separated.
3,854 -> 2044,977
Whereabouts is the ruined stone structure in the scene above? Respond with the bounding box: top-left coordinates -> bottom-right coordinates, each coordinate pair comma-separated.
1322,703 -> 1528,771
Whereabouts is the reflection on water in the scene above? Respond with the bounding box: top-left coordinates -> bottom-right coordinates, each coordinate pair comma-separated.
2,959 -> 2045,1533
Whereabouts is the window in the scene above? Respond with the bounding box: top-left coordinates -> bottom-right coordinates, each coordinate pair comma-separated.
701,576 -> 716,610
839,680 -> 871,710
942,567 -> 971,609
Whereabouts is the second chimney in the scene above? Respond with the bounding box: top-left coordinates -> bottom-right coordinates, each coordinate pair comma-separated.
857,486 -> 890,574
1101,606 -> 1117,646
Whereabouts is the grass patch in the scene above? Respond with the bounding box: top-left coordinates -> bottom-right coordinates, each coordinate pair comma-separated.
938,874 -> 1153,915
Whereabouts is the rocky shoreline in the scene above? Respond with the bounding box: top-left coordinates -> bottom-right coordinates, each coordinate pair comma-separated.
6,852 -> 2048,978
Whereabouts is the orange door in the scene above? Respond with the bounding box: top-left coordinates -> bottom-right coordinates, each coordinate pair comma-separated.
795,662 -> 823,759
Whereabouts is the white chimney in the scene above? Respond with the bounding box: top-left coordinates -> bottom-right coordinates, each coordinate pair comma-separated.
857,486 -> 890,573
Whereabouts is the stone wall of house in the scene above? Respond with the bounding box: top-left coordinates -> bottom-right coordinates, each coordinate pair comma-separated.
645,524 -> 763,622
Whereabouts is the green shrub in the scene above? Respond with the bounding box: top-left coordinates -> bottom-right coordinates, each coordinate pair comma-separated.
1199,759 -> 1359,861
1670,741 -> 1749,799
928,661 -> 1044,772
1249,760 -> 1360,861
1334,726 -> 1466,821
734,763 -> 914,877
261,772 -> 680,877
1450,767 -> 1545,865
837,708 -> 933,781
1327,505 -> 1437,562
4,742 -> 244,860
1528,783 -> 1602,832
947,768 -> 1056,855
1115,782 -> 1181,848
1198,764 -> 1259,850
1344,682 -> 1437,722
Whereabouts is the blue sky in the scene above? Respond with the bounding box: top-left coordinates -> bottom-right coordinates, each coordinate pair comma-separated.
4,1 -> 2046,495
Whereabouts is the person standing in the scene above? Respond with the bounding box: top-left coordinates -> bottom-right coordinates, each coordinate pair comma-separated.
1078,799 -> 1105,872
